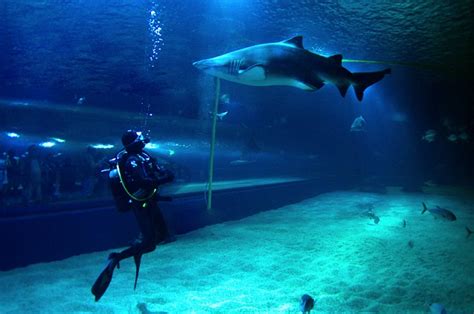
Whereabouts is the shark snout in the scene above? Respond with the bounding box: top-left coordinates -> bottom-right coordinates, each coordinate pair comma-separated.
193,59 -> 213,70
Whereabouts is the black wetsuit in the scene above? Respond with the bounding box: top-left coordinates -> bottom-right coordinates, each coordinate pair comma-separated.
91,135 -> 175,301
115,150 -> 174,261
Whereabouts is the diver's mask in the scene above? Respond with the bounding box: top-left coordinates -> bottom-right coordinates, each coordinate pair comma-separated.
122,130 -> 150,152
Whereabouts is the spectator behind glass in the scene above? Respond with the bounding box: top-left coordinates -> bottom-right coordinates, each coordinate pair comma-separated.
82,146 -> 99,198
5,149 -> 21,196
0,151 -> 7,208
42,152 -> 61,203
59,155 -> 76,195
23,145 -> 43,205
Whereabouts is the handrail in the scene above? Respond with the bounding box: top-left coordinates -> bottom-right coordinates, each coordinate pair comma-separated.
207,77 -> 221,210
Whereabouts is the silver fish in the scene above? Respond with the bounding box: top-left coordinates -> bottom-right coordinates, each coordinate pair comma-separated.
422,203 -> 456,221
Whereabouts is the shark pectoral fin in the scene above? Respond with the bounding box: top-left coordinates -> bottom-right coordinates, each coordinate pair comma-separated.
293,81 -> 316,91
328,54 -> 343,65
337,83 -> 350,97
238,65 -> 266,80
292,80 -> 324,91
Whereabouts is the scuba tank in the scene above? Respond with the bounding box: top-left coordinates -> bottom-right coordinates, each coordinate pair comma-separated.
106,150 -> 157,212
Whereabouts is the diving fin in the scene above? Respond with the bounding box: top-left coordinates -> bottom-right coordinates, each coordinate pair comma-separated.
133,253 -> 143,290
91,253 -> 120,302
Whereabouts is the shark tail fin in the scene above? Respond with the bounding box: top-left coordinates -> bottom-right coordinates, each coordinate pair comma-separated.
352,68 -> 391,101
422,202 -> 428,214
466,227 -> 473,239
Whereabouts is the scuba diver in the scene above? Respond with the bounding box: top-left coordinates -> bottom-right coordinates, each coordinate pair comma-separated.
91,130 -> 175,301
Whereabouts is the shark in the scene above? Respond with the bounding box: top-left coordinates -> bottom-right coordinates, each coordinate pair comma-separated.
193,36 -> 391,101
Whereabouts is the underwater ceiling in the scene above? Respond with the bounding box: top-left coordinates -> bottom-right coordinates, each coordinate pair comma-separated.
0,0 -> 472,101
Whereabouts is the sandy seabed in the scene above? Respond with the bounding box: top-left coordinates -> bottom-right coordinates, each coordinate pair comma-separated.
1,190 -> 473,313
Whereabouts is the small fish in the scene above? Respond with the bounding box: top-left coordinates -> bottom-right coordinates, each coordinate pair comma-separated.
137,302 -> 153,314
407,240 -> 414,249
216,111 -> 228,120
208,111 -> 228,120
429,303 -> 447,314
229,159 -> 255,165
422,202 -> 456,221
390,112 -> 408,123
77,97 -> 86,105
300,294 -> 315,314
402,219 -> 407,228
137,302 -> 166,314
466,226 -> 473,239
424,180 -> 437,187
350,116 -> 366,132
442,117 -> 455,131
220,93 -> 230,105
422,129 -> 436,142
458,132 -> 470,142
364,210 -> 380,224
447,134 -> 457,142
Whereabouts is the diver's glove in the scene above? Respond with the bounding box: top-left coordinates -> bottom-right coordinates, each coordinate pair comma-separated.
164,169 -> 175,183
156,168 -> 174,185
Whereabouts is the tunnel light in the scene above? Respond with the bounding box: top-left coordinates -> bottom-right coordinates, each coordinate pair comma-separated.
50,137 -> 66,143
91,144 -> 114,149
40,141 -> 56,148
145,142 -> 160,149
6,132 -> 20,138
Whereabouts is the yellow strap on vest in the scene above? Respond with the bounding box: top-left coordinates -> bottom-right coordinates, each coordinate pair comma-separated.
116,162 -> 157,202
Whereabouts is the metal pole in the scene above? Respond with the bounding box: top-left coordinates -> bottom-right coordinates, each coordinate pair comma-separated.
207,77 -> 220,210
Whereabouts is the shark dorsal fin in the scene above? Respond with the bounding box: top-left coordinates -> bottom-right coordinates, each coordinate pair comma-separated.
328,54 -> 343,65
283,36 -> 304,49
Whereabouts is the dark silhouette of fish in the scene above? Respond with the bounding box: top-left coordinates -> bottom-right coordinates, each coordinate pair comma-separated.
350,115 -> 366,132
422,202 -> 456,221
364,209 -> 380,224
300,294 -> 315,313
137,302 -> 168,314
429,303 -> 447,314
466,226 -> 473,238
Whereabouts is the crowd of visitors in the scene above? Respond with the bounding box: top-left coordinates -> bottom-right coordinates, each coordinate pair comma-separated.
0,145 -> 109,211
